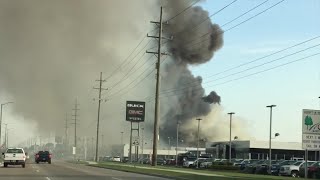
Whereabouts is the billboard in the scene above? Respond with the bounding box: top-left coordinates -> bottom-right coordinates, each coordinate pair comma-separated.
302,109 -> 320,150
126,101 -> 145,122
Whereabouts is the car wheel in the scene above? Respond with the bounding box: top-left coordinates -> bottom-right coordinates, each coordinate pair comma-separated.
48,160 -> 51,164
36,161 -> 39,164
312,173 -> 316,179
4,163 -> 8,167
22,163 -> 26,168
291,171 -> 298,178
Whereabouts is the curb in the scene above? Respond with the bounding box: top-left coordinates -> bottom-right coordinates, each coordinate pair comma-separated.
87,164 -> 186,180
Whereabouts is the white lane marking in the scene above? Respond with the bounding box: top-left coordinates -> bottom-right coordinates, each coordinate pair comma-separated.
112,177 -> 122,180
45,177 -> 51,180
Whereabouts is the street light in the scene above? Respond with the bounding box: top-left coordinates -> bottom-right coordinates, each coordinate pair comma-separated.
196,118 -> 202,168
176,121 -> 180,166
228,112 -> 235,163
0,102 -> 14,146
120,132 -> 124,161
168,137 -> 171,158
266,104 -> 276,174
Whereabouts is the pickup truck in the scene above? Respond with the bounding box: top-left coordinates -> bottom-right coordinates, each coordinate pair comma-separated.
35,151 -> 52,164
2,148 -> 27,168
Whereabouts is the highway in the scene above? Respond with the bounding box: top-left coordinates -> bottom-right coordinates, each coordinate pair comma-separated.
0,160 -> 170,180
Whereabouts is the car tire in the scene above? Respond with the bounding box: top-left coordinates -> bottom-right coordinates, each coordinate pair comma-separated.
4,163 -> 8,167
48,160 -> 51,164
291,171 -> 298,178
36,161 -> 39,164
22,163 -> 26,168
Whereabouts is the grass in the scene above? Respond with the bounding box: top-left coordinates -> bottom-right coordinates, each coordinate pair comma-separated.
89,162 -> 294,180
66,160 -> 89,165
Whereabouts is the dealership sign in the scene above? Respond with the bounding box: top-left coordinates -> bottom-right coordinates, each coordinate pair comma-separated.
126,101 -> 145,122
302,109 -> 320,149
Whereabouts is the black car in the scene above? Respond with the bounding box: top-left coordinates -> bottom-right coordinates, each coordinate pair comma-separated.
35,151 -> 52,164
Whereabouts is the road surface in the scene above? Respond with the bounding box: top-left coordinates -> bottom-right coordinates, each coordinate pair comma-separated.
0,160 -> 170,180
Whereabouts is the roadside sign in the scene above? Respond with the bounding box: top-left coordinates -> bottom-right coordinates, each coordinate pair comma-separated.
302,109 -> 320,149
132,136 -> 140,146
126,101 -> 145,122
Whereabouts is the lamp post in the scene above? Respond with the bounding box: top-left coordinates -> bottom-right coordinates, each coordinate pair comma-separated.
266,105 -> 276,173
196,118 -> 202,168
167,137 -> 171,158
228,112 -> 235,163
176,121 -> 180,166
0,102 -> 13,146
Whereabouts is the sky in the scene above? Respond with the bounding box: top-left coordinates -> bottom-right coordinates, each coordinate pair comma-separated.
190,0 -> 320,142
1,0 -> 319,147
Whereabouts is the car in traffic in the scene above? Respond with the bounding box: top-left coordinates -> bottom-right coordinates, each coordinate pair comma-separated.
279,161 -> 304,177
35,151 -> 52,164
2,148 -> 27,168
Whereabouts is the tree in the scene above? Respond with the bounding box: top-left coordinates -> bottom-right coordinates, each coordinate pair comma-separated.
305,116 -> 313,130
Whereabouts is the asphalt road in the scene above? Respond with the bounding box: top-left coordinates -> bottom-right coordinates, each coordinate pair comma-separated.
0,160 -> 170,180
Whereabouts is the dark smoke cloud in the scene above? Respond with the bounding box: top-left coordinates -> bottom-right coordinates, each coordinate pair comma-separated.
158,0 -> 224,143
202,91 -> 221,104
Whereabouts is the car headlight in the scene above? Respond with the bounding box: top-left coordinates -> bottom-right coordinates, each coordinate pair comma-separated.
285,167 -> 290,170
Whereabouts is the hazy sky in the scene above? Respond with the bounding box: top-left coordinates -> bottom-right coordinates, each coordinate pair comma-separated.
1,0 -> 319,147
191,0 -> 320,142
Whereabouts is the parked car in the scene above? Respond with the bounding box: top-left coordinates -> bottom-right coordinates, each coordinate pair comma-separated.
255,160 -> 279,175
191,158 -> 209,168
156,158 -> 167,165
270,160 -> 296,175
279,161 -> 304,177
239,159 -> 259,170
112,156 -> 121,162
35,151 -> 52,164
232,159 -> 244,166
299,161 -> 319,178
166,159 -> 176,165
243,160 -> 267,174
182,157 -> 197,168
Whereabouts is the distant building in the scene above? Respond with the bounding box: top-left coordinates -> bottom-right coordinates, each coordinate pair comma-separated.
206,140 -> 318,160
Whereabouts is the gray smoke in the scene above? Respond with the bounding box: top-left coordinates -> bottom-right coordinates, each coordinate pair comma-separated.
159,0 -> 224,144
0,0 -> 158,145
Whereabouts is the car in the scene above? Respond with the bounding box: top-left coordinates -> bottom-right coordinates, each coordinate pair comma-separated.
270,160 -> 296,175
191,158 -> 209,168
243,160 -> 267,174
112,156 -> 121,162
182,157 -> 197,168
2,148 -> 27,168
299,161 -> 320,178
279,161 -> 304,177
255,160 -> 279,174
156,158 -> 167,165
35,151 -> 52,164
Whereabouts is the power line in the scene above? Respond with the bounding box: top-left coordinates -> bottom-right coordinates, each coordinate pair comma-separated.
161,41 -> 320,94
188,0 -> 285,48
103,36 -> 148,81
166,0 -> 201,22
147,0 -> 238,50
161,35 -> 320,93
147,52 -> 320,101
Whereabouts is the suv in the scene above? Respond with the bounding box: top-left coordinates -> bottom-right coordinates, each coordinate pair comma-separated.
279,161 -> 304,177
35,151 -> 52,164
2,148 -> 27,168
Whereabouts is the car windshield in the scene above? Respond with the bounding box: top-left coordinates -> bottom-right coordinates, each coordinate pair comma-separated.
293,161 -> 303,166
6,149 -> 23,153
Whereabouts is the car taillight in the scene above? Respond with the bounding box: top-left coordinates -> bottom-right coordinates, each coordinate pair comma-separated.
49,154 -> 52,158
36,154 -> 39,158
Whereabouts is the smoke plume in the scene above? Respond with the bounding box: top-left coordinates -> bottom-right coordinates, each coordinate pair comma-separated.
158,0 -> 225,144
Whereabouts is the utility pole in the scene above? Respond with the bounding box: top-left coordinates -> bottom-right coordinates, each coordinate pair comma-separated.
121,132 -> 124,161
64,112 -> 69,150
72,99 -> 80,160
266,105 -> 276,174
176,120 -> 180,166
146,6 -> 170,166
4,124 -> 8,148
0,102 -> 13,146
228,112 -> 235,163
93,72 -> 107,162
196,118 -> 202,168
101,134 -> 104,155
